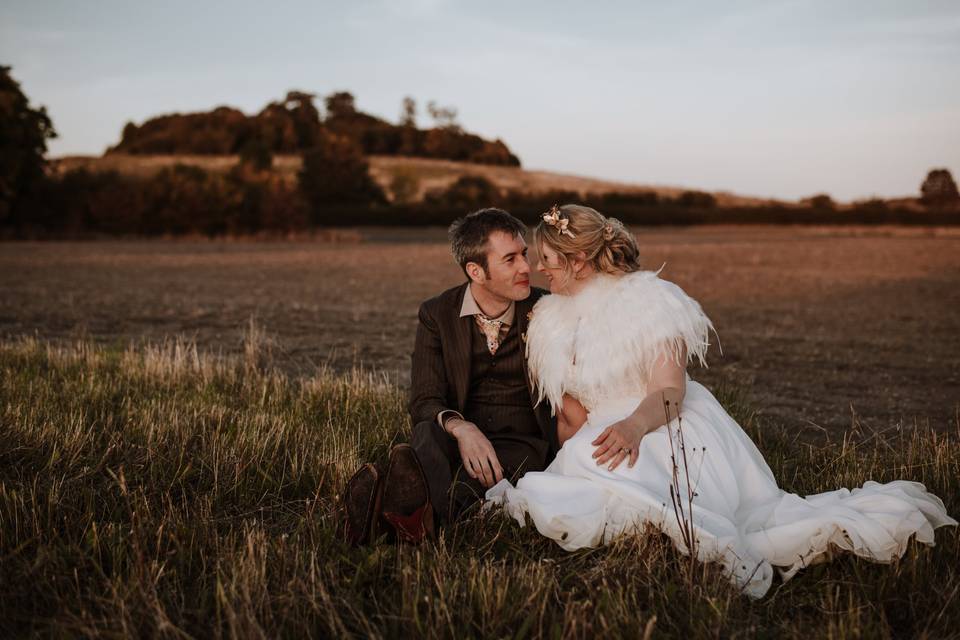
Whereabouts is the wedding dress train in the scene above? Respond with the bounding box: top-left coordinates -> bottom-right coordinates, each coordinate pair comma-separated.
486,271 -> 956,598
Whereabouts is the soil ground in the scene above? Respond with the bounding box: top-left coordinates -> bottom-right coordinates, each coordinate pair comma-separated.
2,225 -> 958,436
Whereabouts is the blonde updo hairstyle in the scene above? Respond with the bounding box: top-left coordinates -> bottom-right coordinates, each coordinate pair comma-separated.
533,204 -> 641,289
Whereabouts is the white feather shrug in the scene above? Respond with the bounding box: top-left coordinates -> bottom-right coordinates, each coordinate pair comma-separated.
525,271 -> 714,414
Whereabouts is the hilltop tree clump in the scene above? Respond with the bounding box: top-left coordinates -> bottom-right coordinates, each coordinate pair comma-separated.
114,107 -> 249,154
109,91 -> 521,166
254,91 -> 323,153
112,92 -> 323,156
0,65 -> 56,225
804,194 -> 835,210
426,100 -> 459,130
920,168 -> 959,207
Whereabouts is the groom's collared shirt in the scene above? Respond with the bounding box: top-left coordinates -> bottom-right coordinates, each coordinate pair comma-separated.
460,283 -> 515,335
437,284 -> 516,431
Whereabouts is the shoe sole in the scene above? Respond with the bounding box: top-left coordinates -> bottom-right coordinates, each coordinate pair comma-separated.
381,444 -> 434,543
342,463 -> 380,546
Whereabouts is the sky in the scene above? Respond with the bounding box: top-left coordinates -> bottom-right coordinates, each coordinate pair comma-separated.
2,0 -> 959,201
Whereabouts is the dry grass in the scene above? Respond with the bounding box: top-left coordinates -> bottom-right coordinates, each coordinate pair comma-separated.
1,331 -> 958,638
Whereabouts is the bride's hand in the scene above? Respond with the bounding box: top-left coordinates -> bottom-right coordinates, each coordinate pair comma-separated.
592,355 -> 688,471
592,419 -> 644,471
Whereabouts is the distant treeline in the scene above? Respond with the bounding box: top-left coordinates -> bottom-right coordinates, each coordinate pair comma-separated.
7,166 -> 958,239
110,91 -> 520,167
4,64 -> 959,239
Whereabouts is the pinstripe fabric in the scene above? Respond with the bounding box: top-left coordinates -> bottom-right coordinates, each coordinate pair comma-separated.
464,319 -> 542,438
408,282 -> 557,521
408,282 -> 558,455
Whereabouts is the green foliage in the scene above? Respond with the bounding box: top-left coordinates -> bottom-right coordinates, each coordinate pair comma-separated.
595,190 -> 661,207
283,91 -> 323,149
140,164 -> 242,235
0,65 -> 56,224
389,167 -> 421,205
676,190 -> 717,209
0,335 -> 957,638
11,164 -> 309,237
111,90 -> 522,166
238,136 -> 274,172
325,91 -> 357,119
400,96 -> 417,128
417,128 -> 519,165
298,132 -> 386,211
7,168 -> 960,237
920,168 -> 960,207
42,168 -> 144,235
112,91 -> 323,157
804,194 -> 835,210
113,106 -> 248,154
425,175 -> 501,209
426,100 -> 459,129
851,197 -> 888,215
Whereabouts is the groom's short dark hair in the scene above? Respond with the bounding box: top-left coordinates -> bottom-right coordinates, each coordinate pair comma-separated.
448,208 -> 527,277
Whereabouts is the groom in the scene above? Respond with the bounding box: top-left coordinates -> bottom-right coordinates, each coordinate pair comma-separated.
342,208 -> 557,544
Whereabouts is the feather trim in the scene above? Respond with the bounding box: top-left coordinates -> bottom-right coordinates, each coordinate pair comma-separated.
526,271 -> 714,414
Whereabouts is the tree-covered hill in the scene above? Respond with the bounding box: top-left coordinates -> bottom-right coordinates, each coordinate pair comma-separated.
109,91 -> 521,167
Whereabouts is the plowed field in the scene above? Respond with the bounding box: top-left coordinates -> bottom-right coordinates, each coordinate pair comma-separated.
3,225 -> 958,435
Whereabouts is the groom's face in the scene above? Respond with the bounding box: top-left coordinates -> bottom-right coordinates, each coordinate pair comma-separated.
472,231 -> 531,301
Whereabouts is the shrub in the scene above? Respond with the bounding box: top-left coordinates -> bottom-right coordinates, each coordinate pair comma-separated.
389,168 -> 421,205
804,194 -> 835,210
298,133 -> 386,214
920,168 -> 960,207
238,137 -> 274,172
425,175 -> 501,209
140,165 -> 242,235
851,198 -> 888,215
593,191 -> 661,208
676,190 -> 717,209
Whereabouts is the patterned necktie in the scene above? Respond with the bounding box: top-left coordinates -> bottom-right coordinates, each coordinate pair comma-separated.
475,315 -> 504,355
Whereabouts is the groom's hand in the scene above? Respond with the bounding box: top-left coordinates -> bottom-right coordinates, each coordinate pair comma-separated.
446,418 -> 504,488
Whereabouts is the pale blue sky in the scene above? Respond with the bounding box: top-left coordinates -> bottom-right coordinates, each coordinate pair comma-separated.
2,0 -> 958,201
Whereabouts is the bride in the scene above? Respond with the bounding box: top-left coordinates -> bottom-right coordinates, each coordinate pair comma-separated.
486,204 -> 956,598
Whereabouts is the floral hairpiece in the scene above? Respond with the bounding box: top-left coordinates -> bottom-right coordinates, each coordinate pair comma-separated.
542,205 -> 576,239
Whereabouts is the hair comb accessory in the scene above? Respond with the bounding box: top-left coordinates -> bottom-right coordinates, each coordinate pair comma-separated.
602,223 -> 615,241
542,205 -> 576,238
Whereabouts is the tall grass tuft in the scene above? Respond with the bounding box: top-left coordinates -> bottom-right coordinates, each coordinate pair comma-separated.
1,335 -> 957,638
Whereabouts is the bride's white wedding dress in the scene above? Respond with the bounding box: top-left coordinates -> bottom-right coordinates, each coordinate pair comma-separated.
486,271 -> 956,598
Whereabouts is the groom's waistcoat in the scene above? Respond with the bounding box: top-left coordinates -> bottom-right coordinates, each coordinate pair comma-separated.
466,320 -> 541,439
408,282 -> 558,456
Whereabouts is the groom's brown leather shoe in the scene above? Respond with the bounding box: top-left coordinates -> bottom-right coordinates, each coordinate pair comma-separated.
380,444 -> 435,543
341,463 -> 384,546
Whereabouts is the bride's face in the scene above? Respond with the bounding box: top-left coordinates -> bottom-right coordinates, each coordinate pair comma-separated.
536,242 -> 572,294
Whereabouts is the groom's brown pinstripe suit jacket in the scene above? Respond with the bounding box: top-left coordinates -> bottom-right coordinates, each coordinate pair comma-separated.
408,282 -> 558,456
